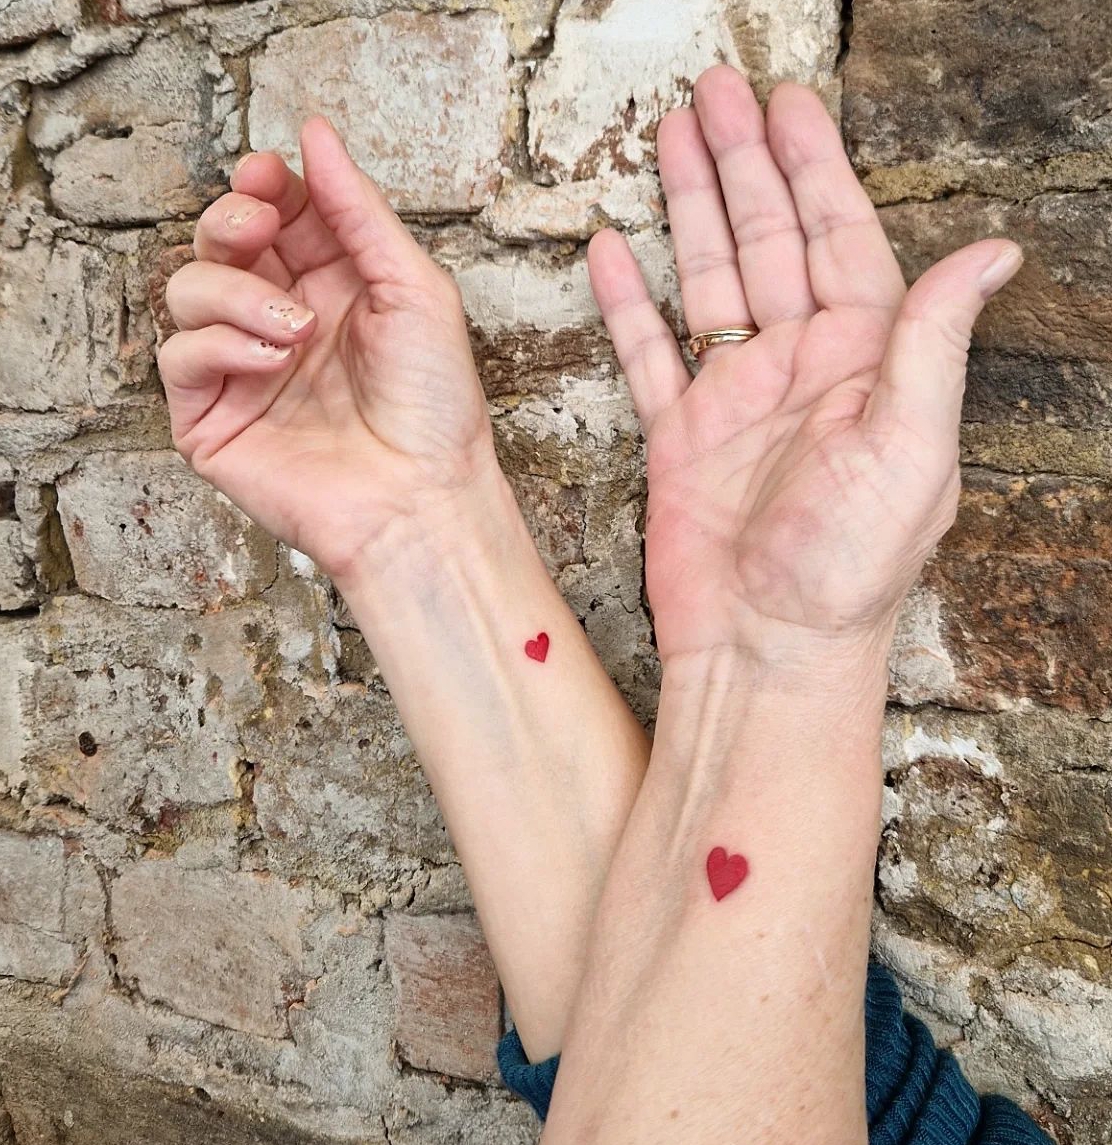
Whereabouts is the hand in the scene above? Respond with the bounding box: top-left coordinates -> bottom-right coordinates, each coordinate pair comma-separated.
158,118 -> 498,585
588,65 -> 1022,665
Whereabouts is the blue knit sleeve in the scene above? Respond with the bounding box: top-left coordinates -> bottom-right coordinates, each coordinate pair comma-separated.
497,961 -> 1053,1143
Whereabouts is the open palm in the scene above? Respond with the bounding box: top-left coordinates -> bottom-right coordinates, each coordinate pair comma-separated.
588,67 -> 1021,663
158,118 -> 494,584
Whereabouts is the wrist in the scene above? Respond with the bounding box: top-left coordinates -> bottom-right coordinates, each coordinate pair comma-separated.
659,622 -> 895,707
329,454 -> 524,598
652,636 -> 891,797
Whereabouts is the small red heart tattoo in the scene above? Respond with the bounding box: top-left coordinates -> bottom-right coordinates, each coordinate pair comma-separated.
525,632 -> 550,662
706,846 -> 749,901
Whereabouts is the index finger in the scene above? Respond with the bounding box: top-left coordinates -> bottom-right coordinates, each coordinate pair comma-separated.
231,150 -> 346,277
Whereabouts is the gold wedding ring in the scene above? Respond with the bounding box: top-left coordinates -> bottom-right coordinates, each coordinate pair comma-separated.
687,326 -> 761,357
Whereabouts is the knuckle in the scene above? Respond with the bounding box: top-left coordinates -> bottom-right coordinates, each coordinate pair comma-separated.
155,333 -> 180,377
163,261 -> 200,315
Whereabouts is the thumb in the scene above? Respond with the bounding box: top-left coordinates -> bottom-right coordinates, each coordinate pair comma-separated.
298,115 -> 427,286
866,238 -> 1023,442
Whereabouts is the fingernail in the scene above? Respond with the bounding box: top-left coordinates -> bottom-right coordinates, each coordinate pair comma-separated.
254,340 -> 294,360
226,202 -> 263,228
978,244 -> 1024,296
263,297 -> 316,333
233,153 -> 253,175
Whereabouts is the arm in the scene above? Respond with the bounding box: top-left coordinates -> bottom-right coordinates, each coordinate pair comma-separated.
541,640 -> 889,1143
540,65 -> 1024,1142
330,470 -> 648,1060
159,118 -> 647,1062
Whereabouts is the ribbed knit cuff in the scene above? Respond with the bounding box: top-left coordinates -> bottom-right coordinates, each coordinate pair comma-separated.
496,1025 -> 559,1121
497,960 -> 1053,1145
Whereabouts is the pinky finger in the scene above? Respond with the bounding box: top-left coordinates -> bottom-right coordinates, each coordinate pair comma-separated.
157,323 -> 293,456
587,229 -> 690,433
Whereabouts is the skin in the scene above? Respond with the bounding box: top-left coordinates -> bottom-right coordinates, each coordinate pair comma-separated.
540,66 -> 1022,1143
160,63 -> 1021,1136
161,114 -> 651,1061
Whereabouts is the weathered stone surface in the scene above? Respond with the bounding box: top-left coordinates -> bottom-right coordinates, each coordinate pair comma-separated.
245,683 -> 454,895
0,26 -> 144,89
483,174 -> 664,241
0,830 -> 76,984
0,520 -> 34,610
451,229 -> 681,336
528,0 -> 740,182
2,595 -> 270,834
0,86 -> 27,204
964,351 -> 1112,430
508,472 -> 586,574
384,913 -> 501,1083
121,0 -> 202,14
887,585 -> 957,706
27,33 -> 232,224
846,0 -> 1112,192
880,192 -> 1112,365
112,861 -> 311,1037
729,0 -> 842,96
55,450 -> 277,610
0,239 -> 126,411
0,0 -> 80,47
249,13 -> 510,213
148,244 -> 195,346
917,471 -> 1112,715
880,706 -> 1112,964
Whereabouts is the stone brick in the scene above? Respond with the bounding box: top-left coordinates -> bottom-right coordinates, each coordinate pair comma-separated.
112,861 -> 311,1037
997,960 -> 1112,1083
507,472 -> 586,574
0,519 -> 34,611
918,471 -> 1112,714
887,586 -> 958,707
528,0 -> 740,182
0,0 -> 80,47
0,239 -> 127,411
845,0 -> 1112,190
0,86 -> 27,204
879,192 -> 1112,478
879,706 -> 1112,964
451,229 -> 680,337
383,913 -> 501,1083
963,351 -> 1112,431
27,33 -> 232,224
0,26 -> 144,89
148,244 -> 195,346
482,174 -> 664,241
0,830 -> 77,984
245,684 -> 455,893
2,595 -> 271,832
55,450 -> 277,610
249,13 -> 510,214
879,193 -> 1112,367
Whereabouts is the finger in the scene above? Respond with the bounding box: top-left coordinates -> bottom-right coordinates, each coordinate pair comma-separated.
587,228 -> 690,432
157,323 -> 295,446
657,108 -> 752,360
867,240 -> 1023,443
693,65 -> 816,330
765,83 -> 906,314
193,192 -> 291,287
232,150 -> 347,278
165,261 -> 317,342
299,116 -> 434,289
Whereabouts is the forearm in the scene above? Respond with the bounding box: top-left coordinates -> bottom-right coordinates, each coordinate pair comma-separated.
541,637 -> 893,1145
332,466 -> 649,1061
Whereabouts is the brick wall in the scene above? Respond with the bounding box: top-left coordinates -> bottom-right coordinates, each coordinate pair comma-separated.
0,0 -> 1109,1141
